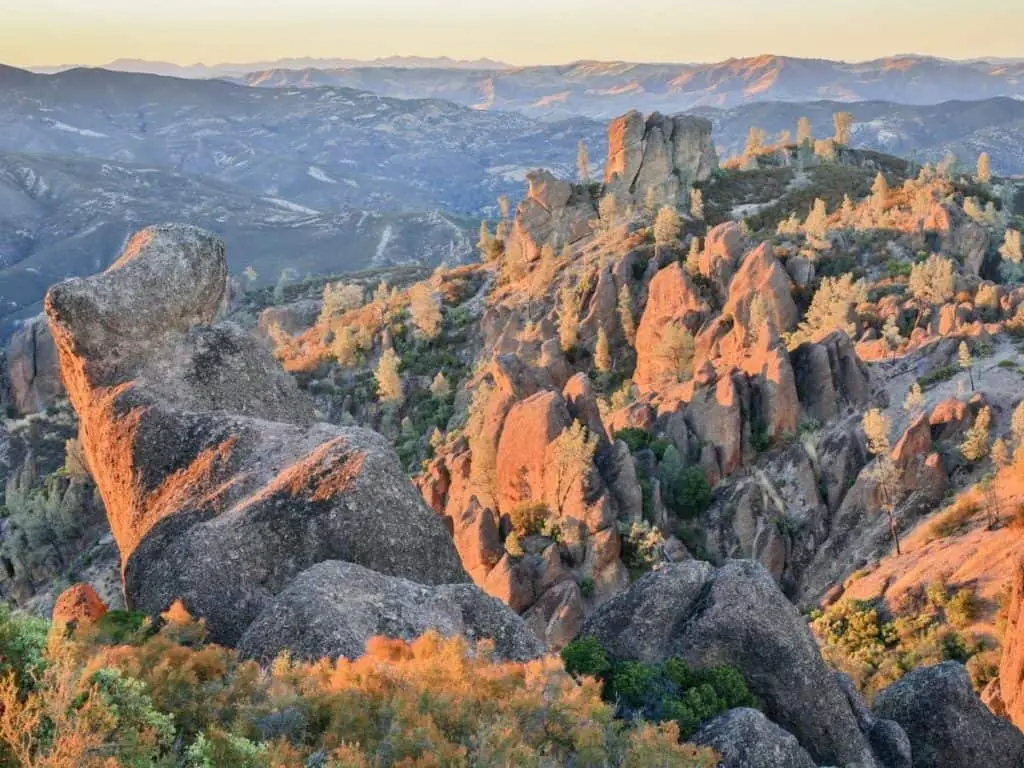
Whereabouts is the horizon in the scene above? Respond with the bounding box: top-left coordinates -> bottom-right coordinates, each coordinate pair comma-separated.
4,0 -> 1023,69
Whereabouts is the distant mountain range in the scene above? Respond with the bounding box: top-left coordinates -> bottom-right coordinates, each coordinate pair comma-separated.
3,59 -> 1024,331
29,56 -> 510,78
234,55 -> 1024,120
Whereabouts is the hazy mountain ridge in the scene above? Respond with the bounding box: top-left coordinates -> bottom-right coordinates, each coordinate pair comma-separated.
234,54 -> 1024,119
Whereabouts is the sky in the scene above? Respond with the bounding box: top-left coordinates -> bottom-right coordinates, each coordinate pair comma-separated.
2,0 -> 1023,68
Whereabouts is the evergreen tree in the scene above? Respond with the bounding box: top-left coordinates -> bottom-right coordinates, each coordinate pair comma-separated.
870,172 -> 889,217
1000,229 -> 1023,265
685,238 -> 702,276
375,347 -> 404,405
408,283 -> 443,340
863,409 -> 904,555
577,139 -> 591,184
833,112 -> 854,145
689,188 -> 704,220
653,206 -> 681,260
797,116 -> 813,146
618,284 -> 636,345
961,406 -> 992,462
903,382 -> 925,415
976,152 -> 992,184
958,341 -> 974,392
595,328 -> 613,373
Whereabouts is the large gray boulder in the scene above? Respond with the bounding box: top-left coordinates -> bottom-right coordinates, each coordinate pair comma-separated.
237,561 -> 543,663
44,224 -> 485,649
873,662 -> 1024,768
691,708 -> 817,768
581,560 -> 878,767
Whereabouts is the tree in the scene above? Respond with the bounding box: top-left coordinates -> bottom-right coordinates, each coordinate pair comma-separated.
863,409 -> 904,555
882,315 -> 904,360
330,326 -> 359,366
598,194 -> 618,231
870,172 -> 889,217
595,328 -> 613,373
792,274 -> 866,343
744,126 -> 767,157
797,116 -> 813,146
689,188 -> 704,220
958,342 -> 975,392
962,406 -> 992,462
904,382 -> 926,415
977,152 -> 992,184
839,194 -> 856,227
908,254 -> 955,306
408,283 -> 443,340
655,326 -> 696,385
243,265 -> 259,285
618,285 -> 636,345
685,238 -> 702,276
992,437 -> 1010,470
375,346 -> 403,405
559,283 -> 582,352
777,129 -> 792,147
273,268 -> 296,303
1012,401 -> 1024,450
577,139 -> 591,183
551,421 -> 598,514
321,281 -> 364,322
643,187 -> 659,220
653,206 -> 681,260
833,112 -> 854,145
477,221 -> 494,261
803,198 -> 829,243
1000,229 -> 1023,265
746,295 -> 771,347
430,372 -> 450,398
497,195 -> 511,223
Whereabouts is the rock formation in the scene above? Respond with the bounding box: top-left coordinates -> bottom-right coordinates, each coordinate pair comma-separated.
52,583 -> 108,626
691,708 -> 817,768
998,557 -> 1024,730
874,662 -> 1024,768
5,314 -> 65,415
581,560 -> 891,767
604,111 -> 718,208
45,224 -> 535,657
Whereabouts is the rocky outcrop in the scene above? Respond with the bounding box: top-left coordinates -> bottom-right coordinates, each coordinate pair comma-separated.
236,561 -> 542,664
691,708 -> 817,768
791,331 -> 872,424
874,662 -> 1024,768
581,560 -> 883,767
505,170 -> 596,266
258,299 -> 322,337
998,557 -> 1024,731
604,111 -> 717,208
5,315 -> 65,415
633,262 -> 707,393
52,583 -> 108,626
723,243 -> 798,337
44,224 -> 518,652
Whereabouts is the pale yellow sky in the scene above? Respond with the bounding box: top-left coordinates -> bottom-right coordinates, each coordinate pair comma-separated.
2,0 -> 1022,67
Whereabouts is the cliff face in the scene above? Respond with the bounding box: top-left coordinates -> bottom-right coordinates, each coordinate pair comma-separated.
44,224 -> 540,660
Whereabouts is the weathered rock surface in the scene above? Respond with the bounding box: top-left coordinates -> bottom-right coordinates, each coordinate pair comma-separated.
5,315 -> 65,415
581,560 -> 879,767
691,708 -> 817,768
791,331 -> 872,424
604,111 -> 718,207
236,561 -> 543,664
45,224 -> 488,648
52,583 -> 108,625
506,170 -> 596,265
998,557 -> 1024,731
724,243 -> 798,336
874,662 -> 1024,768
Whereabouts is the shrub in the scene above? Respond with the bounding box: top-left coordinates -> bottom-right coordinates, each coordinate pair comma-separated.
615,428 -> 652,453
562,636 -> 612,680
946,589 -> 979,628
508,502 -> 550,537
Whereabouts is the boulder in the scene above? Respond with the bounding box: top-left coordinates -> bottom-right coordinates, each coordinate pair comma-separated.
724,243 -> 798,336
5,315 -> 65,414
791,331 -> 871,424
874,662 -> 1024,768
685,374 -> 743,476
236,561 -> 543,664
581,560 -> 878,767
701,222 -> 745,290
495,391 -> 571,512
522,580 -> 584,650
691,708 -> 817,768
506,170 -> 594,265
52,583 -> 108,626
45,225 -> 476,647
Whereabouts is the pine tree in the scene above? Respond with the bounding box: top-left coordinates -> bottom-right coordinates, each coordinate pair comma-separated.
1000,229 -> 1023,265
655,326 -> 696,386
595,328 -> 612,373
908,255 -> 955,305
643,187 -> 659,220
744,126 -> 767,157
551,421 -> 598,514
833,112 -> 854,145
882,315 -> 903,359
653,206 -> 681,260
961,406 -> 992,462
617,284 -> 636,345
863,409 -> 904,555
992,437 -> 1010,470
803,198 -> 829,242
598,194 -> 618,231
577,139 -> 591,184
408,283 -> 443,340
559,283 -> 581,352
477,221 -> 494,262
375,346 -> 403,405
497,195 -> 511,223
977,152 -> 992,184
903,382 -> 925,415
746,295 -> 771,347
1012,401 -> 1024,450
797,116 -> 813,146
958,341 -> 974,392
870,172 -> 889,217
430,372 -> 451,398
689,188 -> 704,220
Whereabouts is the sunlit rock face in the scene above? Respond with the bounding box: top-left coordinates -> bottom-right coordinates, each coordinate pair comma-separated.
46,224 -> 539,659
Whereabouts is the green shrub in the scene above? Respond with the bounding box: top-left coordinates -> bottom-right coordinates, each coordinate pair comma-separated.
615,428 -> 652,453
946,589 -> 979,628
0,603 -> 48,692
561,636 -> 611,679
